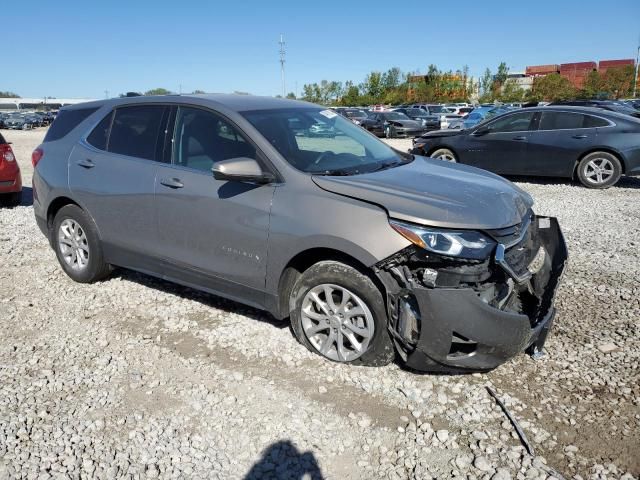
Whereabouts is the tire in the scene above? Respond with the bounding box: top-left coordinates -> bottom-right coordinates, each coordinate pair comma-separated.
576,151 -> 622,189
430,147 -> 457,162
52,205 -> 112,283
290,261 -> 395,367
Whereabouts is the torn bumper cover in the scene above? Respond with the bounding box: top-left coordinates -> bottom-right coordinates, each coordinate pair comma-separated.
377,216 -> 568,373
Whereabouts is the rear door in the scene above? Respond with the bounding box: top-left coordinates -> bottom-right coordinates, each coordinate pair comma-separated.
526,111 -> 601,176
68,104 -> 169,268
154,105 -> 275,300
461,111 -> 536,174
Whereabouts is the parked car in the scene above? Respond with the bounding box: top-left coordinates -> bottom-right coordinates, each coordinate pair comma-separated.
548,100 -> 640,119
4,113 -> 33,130
461,106 -> 511,129
0,132 -> 22,206
392,108 -> 440,131
411,104 -> 462,128
411,106 -> 640,188
339,108 -> 369,125
360,111 -> 428,138
32,95 -> 567,372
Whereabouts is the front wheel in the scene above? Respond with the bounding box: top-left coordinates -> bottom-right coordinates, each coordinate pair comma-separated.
430,148 -> 457,162
290,261 -> 394,366
576,152 -> 622,188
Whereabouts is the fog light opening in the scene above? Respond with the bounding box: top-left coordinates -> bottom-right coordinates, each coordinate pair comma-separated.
447,332 -> 477,359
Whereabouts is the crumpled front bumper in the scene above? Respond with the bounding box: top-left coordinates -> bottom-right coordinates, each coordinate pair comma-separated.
397,216 -> 568,373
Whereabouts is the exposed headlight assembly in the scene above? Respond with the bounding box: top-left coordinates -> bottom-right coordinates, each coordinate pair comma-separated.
390,220 -> 496,260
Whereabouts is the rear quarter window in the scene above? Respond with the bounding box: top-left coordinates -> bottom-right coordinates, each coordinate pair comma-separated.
583,115 -> 610,128
44,107 -> 99,142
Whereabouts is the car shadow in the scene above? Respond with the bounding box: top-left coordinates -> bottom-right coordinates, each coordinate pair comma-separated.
244,440 -> 324,480
112,268 -> 288,329
505,175 -> 640,190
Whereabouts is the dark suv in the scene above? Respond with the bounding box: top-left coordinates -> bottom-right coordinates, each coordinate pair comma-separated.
32,95 -> 567,372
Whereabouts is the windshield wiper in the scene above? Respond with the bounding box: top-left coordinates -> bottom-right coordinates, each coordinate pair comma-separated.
370,157 -> 413,172
313,169 -> 356,176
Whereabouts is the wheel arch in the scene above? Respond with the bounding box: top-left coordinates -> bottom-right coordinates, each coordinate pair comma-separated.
45,196 -> 102,245
274,247 -> 387,321
573,148 -> 626,179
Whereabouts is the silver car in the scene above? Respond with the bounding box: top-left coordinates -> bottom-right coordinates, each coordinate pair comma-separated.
32,95 -> 567,372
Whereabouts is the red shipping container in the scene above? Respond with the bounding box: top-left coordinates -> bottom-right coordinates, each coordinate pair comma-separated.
560,61 -> 597,71
599,59 -> 634,67
526,64 -> 559,75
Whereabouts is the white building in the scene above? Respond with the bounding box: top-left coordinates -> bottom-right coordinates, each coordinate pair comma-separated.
0,97 -> 97,111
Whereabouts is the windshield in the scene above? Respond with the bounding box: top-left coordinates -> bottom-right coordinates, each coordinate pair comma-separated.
383,112 -> 410,121
406,109 -> 427,117
243,107 -> 411,175
427,105 -> 445,113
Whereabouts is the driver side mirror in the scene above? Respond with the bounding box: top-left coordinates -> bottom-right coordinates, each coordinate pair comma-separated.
472,126 -> 491,136
212,157 -> 275,184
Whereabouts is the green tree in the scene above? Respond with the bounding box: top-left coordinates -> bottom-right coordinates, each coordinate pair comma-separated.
499,79 -> 525,103
340,81 -> 361,106
361,72 -> 384,102
494,62 -> 509,87
529,73 -> 576,101
601,65 -> 635,98
286,92 -> 296,99
582,71 -> 602,98
382,67 -> 401,91
0,91 -> 20,98
479,68 -> 493,102
145,88 -> 171,96
192,89 -> 206,94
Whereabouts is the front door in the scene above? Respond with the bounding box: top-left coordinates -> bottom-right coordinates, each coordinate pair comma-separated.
154,106 -> 275,301
461,110 -> 536,174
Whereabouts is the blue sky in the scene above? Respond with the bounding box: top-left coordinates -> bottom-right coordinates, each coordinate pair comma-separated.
4,0 -> 639,99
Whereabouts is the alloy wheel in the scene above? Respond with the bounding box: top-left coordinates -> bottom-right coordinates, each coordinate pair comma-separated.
584,157 -> 614,185
300,283 -> 375,362
58,219 -> 90,271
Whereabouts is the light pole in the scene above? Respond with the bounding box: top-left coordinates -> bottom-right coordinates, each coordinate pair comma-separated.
634,45 -> 640,98
279,34 -> 286,97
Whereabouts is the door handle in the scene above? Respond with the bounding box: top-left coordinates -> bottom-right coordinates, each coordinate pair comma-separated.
572,134 -> 588,139
160,177 -> 184,189
512,136 -> 527,141
77,159 -> 95,169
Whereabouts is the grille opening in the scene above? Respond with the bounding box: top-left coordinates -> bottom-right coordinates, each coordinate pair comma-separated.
447,332 -> 477,358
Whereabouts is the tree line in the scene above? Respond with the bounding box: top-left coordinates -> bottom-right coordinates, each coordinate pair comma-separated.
293,62 -> 637,106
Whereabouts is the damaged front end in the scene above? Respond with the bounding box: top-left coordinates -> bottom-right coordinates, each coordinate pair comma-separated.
375,214 -> 568,373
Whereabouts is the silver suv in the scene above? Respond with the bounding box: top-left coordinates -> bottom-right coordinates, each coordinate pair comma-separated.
32,95 -> 568,372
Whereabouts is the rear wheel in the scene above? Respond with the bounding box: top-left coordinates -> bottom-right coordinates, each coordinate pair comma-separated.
576,151 -> 621,189
430,148 -> 457,162
290,261 -> 394,366
52,205 -> 112,283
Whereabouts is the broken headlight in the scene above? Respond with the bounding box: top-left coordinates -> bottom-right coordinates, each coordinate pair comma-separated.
390,220 -> 496,260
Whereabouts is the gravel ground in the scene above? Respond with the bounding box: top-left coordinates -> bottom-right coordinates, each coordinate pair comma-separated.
0,129 -> 638,479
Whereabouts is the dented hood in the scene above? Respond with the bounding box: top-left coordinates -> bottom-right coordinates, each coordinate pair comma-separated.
312,157 -> 533,230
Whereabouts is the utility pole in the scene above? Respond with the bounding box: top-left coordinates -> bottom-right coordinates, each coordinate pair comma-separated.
634,44 -> 640,98
279,34 -> 286,97
104,90 -> 109,99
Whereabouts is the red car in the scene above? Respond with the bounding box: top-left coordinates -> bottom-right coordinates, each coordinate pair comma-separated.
0,133 -> 22,206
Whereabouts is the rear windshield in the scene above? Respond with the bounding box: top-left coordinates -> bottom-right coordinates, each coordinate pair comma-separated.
44,107 -> 99,142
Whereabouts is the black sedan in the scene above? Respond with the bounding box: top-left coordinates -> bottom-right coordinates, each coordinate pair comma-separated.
410,106 -> 640,188
361,111 -> 428,138
393,107 -> 441,131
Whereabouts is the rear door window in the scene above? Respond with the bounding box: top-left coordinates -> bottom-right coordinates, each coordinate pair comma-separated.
44,107 -> 99,142
539,112 -> 594,130
108,105 -> 167,161
583,115 -> 610,128
86,111 -> 113,150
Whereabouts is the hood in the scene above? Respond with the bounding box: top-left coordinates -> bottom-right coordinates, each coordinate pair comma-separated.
391,119 -> 422,128
312,157 -> 533,230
